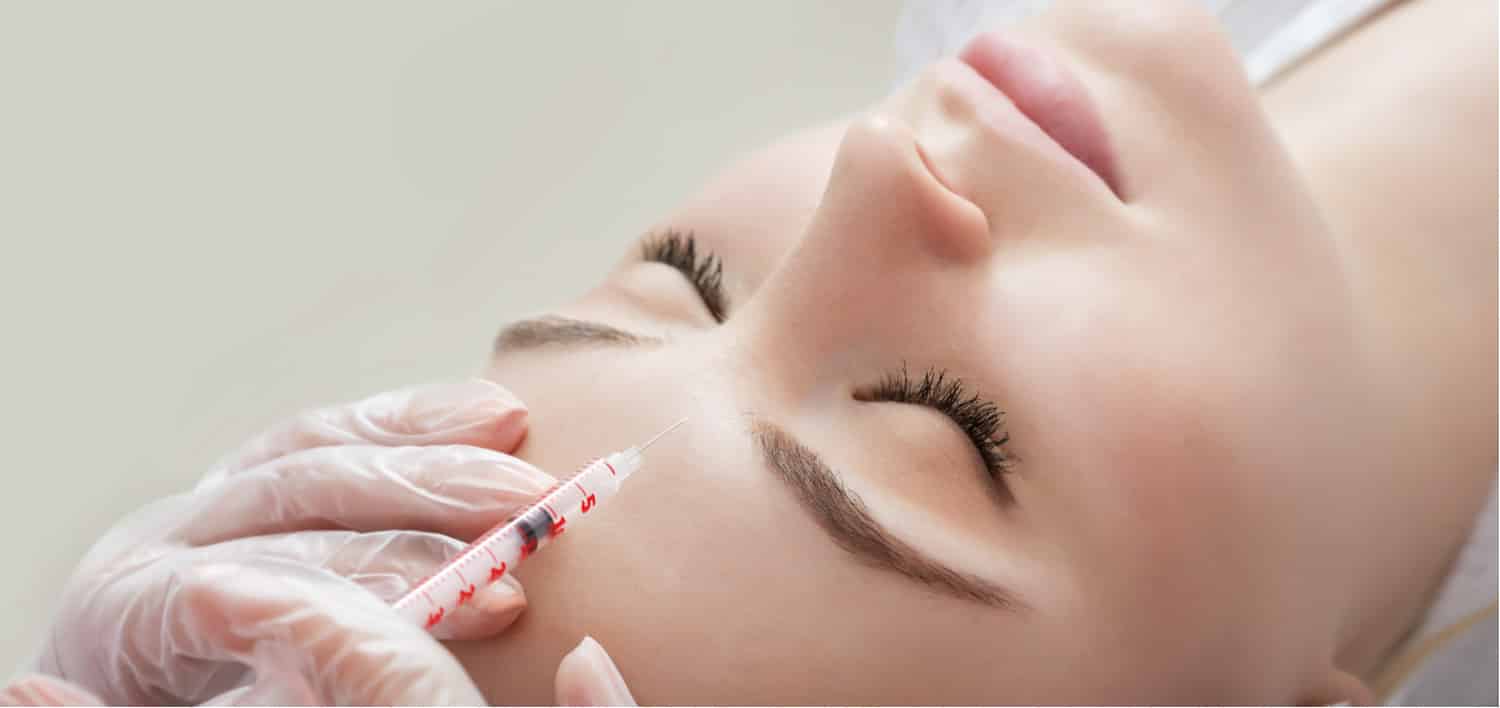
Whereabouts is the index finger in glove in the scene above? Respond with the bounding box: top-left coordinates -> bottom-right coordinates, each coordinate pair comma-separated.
169,560 -> 488,706
178,443 -> 554,546
201,379 -> 527,487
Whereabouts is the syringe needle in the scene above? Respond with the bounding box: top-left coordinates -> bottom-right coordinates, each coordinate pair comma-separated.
636,417 -> 688,452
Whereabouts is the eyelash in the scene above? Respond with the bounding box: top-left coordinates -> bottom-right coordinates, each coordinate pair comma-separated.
640,234 -> 1011,481
641,230 -> 728,323
857,366 -> 1014,481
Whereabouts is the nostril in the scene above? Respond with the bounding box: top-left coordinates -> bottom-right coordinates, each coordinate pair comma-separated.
903,117 -> 994,243
827,112 -> 993,261
911,140 -> 955,198
909,137 -> 994,259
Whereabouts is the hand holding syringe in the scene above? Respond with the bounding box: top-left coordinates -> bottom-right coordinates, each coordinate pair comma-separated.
393,418 -> 686,630
22,379 -> 641,705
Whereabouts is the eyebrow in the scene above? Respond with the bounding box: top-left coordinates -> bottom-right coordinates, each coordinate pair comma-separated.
753,419 -> 1024,611
493,315 -> 661,355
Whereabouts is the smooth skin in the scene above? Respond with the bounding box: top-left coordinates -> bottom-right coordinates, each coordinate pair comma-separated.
449,1 -> 1496,704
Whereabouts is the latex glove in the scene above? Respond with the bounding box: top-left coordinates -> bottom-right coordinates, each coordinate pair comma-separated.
6,635 -> 640,707
555,637 -> 639,707
24,379 -> 553,705
0,674 -> 104,706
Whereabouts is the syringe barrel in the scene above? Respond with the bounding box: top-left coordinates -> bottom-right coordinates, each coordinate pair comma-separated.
391,453 -> 635,630
507,453 -> 631,559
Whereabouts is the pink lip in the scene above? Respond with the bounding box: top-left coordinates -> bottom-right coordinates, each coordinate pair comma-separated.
958,32 -> 1120,196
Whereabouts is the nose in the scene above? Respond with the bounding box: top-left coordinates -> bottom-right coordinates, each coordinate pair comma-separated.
731,114 -> 994,388
813,112 -> 993,263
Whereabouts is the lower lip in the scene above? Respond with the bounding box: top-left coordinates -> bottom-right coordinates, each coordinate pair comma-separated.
958,33 -> 1119,195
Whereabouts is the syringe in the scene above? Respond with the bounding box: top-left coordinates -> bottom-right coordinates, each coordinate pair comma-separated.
393,418 -> 686,631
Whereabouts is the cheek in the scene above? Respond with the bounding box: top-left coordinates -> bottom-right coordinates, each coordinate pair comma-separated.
1049,355 -> 1250,588
994,316 -> 1277,664
568,502 -> 1064,705
1031,420 -> 1268,698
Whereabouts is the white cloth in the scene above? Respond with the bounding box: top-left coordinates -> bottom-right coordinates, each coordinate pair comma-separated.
894,0 -> 1395,87
894,3 -> 1497,704
1383,484 -> 1497,706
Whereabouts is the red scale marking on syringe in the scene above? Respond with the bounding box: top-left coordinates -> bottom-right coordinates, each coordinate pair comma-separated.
575,479 -> 598,513
422,589 -> 444,628
455,568 -> 476,606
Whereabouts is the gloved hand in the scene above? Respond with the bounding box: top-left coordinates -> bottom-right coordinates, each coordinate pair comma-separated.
5,635 -> 639,706
16,379 -> 555,705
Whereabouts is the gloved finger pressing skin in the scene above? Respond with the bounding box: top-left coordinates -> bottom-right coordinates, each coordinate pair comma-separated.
44,530 -> 524,704
166,560 -> 488,706
34,380 -> 547,707
200,379 -> 528,488
41,443 -> 552,704
554,637 -> 638,707
0,674 -> 104,706
204,530 -> 529,641
176,443 -> 554,547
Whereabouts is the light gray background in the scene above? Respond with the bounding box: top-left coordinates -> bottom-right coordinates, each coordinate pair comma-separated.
0,1 -> 900,672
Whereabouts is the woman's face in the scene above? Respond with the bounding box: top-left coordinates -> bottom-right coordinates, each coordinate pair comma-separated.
455,1 -> 1379,703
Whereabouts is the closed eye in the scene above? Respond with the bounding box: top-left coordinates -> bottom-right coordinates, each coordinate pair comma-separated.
641,230 -> 729,322
855,365 -> 1015,503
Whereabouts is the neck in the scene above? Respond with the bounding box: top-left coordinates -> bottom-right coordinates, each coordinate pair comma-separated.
1257,0 -> 1497,682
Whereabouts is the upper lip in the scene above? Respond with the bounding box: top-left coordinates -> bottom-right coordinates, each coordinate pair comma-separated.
957,32 -> 1121,197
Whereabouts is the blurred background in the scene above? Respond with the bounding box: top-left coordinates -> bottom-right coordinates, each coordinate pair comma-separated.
0,1 -> 900,670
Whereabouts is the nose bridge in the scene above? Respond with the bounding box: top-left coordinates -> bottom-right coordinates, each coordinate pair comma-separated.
732,114 -> 989,390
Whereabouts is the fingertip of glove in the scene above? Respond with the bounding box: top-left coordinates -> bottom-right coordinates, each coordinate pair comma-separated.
406,379 -> 528,435
555,636 -> 637,707
458,378 -> 529,416
430,575 -> 527,640
488,573 -> 527,607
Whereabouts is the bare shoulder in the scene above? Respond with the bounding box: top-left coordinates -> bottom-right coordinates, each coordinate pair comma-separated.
1260,0 -> 1496,146
1257,3 -> 1497,682
1257,0 -> 1496,285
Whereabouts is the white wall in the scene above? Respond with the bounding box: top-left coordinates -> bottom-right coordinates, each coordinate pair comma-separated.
0,1 -> 900,673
